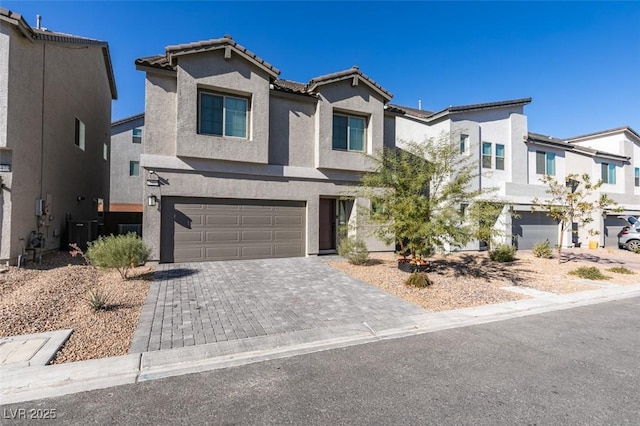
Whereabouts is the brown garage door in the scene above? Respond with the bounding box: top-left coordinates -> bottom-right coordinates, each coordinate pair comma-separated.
161,198 -> 306,263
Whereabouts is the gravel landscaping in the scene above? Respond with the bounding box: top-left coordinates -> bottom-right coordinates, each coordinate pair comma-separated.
328,250 -> 639,312
1,247 -> 636,364
0,252 -> 152,364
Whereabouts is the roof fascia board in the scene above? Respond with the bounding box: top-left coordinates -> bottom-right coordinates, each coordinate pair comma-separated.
136,63 -> 177,77
167,45 -> 280,79
308,75 -> 392,102
1,11 -> 36,41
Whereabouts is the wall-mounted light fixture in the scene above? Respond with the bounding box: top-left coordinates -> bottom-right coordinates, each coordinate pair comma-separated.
146,170 -> 160,187
148,195 -> 158,206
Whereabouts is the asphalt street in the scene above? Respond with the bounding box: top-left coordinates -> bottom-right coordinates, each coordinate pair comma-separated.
3,297 -> 639,425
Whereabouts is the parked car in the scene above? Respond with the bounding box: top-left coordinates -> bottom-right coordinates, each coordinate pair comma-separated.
617,215 -> 640,251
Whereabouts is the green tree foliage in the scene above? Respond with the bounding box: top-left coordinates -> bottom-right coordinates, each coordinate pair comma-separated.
359,136 -> 505,257
532,173 -> 620,263
86,233 -> 151,280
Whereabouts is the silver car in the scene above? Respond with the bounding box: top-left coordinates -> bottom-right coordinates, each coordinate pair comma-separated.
617,216 -> 640,251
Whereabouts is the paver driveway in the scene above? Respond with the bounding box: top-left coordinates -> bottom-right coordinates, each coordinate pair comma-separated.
130,257 -> 426,353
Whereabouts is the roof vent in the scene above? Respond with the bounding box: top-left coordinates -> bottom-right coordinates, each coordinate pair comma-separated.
352,65 -> 359,70
223,34 -> 233,40
36,14 -> 42,30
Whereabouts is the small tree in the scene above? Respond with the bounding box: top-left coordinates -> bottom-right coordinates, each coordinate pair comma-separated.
532,173 -> 619,263
86,233 -> 151,279
358,135 -> 506,258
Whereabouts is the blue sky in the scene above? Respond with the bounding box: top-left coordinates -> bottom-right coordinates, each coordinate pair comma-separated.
4,1 -> 639,138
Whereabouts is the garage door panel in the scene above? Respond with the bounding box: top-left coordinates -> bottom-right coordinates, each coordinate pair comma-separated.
241,230 -> 272,242
275,231 -> 303,241
275,215 -> 303,226
242,216 -> 273,226
275,245 -> 304,256
206,215 -> 240,226
206,247 -> 241,259
163,198 -> 305,262
206,231 -> 240,243
604,216 -> 626,248
241,246 -> 274,257
175,231 -> 204,243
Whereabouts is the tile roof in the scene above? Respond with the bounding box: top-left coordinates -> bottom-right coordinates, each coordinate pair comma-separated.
388,104 -> 434,118
111,113 -> 145,127
1,8 -> 117,99
272,79 -> 308,94
526,132 -> 630,161
565,126 -> 640,143
134,55 -> 174,71
307,66 -> 392,101
393,98 -> 532,121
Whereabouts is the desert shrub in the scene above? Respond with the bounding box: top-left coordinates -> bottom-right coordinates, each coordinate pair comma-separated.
568,266 -> 610,280
489,244 -> 517,262
85,287 -> 111,311
606,266 -> 635,275
532,240 -> 554,259
405,272 -> 432,288
337,236 -> 369,265
86,233 -> 151,279
634,248 -> 640,255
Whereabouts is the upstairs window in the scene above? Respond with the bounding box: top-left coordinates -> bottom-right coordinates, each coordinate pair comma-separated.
536,151 -> 556,176
601,162 -> 616,184
635,167 -> 640,187
481,142 -> 492,168
199,91 -> 249,138
132,128 -> 142,144
74,118 -> 85,151
129,161 -> 140,176
495,144 -> 505,170
333,114 -> 366,152
460,134 -> 469,154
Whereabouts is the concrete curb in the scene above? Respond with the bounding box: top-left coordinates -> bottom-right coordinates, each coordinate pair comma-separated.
2,285 -> 640,405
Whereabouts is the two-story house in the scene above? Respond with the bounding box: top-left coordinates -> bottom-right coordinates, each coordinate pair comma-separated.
135,35 -> 397,263
0,9 -> 116,264
106,113 -> 145,236
392,99 -> 638,250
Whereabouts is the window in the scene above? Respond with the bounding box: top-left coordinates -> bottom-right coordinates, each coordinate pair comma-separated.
333,114 -> 366,152
482,142 -> 492,168
199,91 -> 249,138
635,167 -> 640,187
74,118 -> 85,150
129,161 -> 140,176
601,162 -> 616,184
103,143 -> 108,161
460,134 -> 469,154
495,144 -> 505,170
132,128 -> 142,144
535,151 -> 556,176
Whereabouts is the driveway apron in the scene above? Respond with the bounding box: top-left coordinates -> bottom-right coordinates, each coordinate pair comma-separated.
130,257 -> 426,353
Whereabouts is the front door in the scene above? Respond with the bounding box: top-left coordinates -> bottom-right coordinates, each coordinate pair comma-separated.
319,198 -> 336,252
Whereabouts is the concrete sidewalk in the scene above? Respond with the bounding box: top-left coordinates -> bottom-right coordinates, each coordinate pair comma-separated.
3,280 -> 640,405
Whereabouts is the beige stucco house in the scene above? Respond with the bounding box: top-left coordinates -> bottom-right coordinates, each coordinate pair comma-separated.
0,9 -> 116,264
135,35 -> 398,262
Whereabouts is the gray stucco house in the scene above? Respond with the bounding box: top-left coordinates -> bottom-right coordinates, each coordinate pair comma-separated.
135,35 -> 398,263
110,113 -> 144,213
0,9 -> 116,264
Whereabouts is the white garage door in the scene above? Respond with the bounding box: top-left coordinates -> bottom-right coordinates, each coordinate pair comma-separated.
512,212 -> 558,250
161,198 -> 306,263
603,216 -> 627,248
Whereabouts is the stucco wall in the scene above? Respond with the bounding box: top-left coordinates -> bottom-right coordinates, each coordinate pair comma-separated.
174,51 -> 271,164
2,26 -> 112,263
315,80 -> 384,171
268,93 -> 316,167
110,116 -> 144,206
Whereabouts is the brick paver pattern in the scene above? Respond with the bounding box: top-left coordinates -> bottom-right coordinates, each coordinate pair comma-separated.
133,257 -> 426,352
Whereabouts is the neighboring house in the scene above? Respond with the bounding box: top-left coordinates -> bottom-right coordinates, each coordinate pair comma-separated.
392,98 -> 639,250
0,9 -> 116,264
107,113 -> 144,236
135,35 -> 398,262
